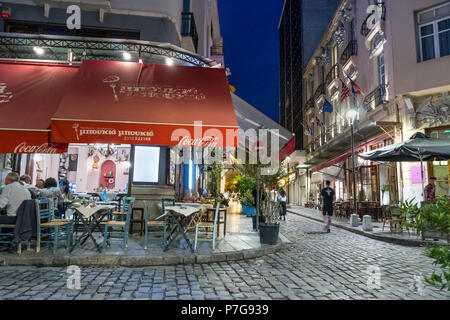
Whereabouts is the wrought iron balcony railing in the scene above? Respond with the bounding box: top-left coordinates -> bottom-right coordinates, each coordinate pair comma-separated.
314,83 -> 325,101
364,85 -> 388,109
325,64 -> 339,87
361,3 -> 386,37
340,40 -> 358,66
305,98 -> 315,110
0,33 -> 210,67
181,12 -> 199,53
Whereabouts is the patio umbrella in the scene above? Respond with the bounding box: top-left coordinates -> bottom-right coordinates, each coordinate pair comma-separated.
359,132 -> 450,200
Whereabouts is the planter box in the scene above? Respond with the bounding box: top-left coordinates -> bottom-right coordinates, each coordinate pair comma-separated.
259,223 -> 280,245
242,205 -> 255,216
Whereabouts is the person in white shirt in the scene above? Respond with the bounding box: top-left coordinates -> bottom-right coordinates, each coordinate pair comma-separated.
278,190 -> 287,221
0,172 -> 32,224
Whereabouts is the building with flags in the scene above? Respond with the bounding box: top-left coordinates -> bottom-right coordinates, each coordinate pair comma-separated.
291,0 -> 450,207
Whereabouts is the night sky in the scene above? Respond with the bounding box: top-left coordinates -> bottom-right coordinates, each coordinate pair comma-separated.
218,0 -> 284,123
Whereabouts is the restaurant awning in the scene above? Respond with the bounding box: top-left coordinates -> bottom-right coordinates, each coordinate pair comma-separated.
0,62 -> 76,154
51,60 -> 239,147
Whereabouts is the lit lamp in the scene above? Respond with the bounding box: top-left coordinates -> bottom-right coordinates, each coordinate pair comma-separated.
347,108 -> 359,217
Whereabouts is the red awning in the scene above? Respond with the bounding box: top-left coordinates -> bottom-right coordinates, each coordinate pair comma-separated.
51,60 -> 239,147
0,62 -> 76,154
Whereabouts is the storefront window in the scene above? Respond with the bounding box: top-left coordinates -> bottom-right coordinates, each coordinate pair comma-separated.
428,128 -> 450,197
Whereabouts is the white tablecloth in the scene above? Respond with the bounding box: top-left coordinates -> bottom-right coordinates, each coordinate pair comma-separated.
73,205 -> 116,218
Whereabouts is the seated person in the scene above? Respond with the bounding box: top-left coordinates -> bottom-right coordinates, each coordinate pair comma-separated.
0,172 -> 32,225
19,175 -> 39,199
35,179 -> 45,189
39,178 -> 64,217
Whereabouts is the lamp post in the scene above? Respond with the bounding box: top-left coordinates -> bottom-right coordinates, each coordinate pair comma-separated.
347,108 -> 358,217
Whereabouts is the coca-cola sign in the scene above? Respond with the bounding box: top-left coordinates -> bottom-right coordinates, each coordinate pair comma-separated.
178,136 -> 218,148
14,142 -> 65,154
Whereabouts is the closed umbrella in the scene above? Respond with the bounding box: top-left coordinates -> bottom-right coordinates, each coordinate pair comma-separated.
359,132 -> 450,200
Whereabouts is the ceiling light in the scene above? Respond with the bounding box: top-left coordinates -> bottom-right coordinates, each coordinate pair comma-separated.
123,52 -> 131,60
33,47 -> 44,55
165,57 -> 174,65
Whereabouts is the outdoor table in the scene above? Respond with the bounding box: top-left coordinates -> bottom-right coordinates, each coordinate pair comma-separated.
69,204 -> 115,253
158,205 -> 202,253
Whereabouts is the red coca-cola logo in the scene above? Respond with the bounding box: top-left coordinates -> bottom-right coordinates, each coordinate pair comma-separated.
178,136 -> 218,148
14,142 -> 60,154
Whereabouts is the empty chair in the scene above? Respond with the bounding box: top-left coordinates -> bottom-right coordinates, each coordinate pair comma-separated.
103,199 -> 134,249
36,199 -> 73,254
194,203 -> 220,251
143,202 -> 168,250
112,197 -> 135,221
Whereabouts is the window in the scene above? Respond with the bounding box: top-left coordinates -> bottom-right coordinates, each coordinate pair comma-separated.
132,146 -> 160,183
418,3 -> 450,61
378,51 -> 386,85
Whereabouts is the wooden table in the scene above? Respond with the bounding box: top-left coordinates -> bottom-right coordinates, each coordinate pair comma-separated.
160,205 -> 202,253
69,204 -> 115,253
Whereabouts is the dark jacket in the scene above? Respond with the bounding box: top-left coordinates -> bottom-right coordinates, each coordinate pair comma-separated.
13,200 -> 37,243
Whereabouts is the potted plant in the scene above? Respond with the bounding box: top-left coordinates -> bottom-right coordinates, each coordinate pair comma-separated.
259,201 -> 282,245
400,196 -> 450,241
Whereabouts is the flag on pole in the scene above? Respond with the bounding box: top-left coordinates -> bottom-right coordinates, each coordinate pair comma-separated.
323,99 -> 333,113
347,74 -> 361,95
340,79 -> 351,102
304,125 -> 313,136
315,116 -> 323,127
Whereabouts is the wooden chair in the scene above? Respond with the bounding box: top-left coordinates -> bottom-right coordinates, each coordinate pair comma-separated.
0,200 -> 36,254
111,197 -> 135,221
144,202 -> 167,250
389,206 -> 404,234
194,204 -> 219,251
381,205 -> 390,232
102,199 -> 134,249
36,199 -> 73,254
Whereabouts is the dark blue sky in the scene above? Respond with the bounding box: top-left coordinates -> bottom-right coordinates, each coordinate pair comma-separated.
218,0 -> 284,123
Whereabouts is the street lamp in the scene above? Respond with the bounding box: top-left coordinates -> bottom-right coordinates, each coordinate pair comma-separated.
347,108 -> 358,218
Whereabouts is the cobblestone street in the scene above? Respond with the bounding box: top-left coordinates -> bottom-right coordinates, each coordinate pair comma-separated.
0,213 -> 449,300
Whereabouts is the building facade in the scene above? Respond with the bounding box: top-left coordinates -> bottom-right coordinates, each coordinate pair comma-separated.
278,0 -> 340,204
297,0 -> 450,207
0,0 -> 225,217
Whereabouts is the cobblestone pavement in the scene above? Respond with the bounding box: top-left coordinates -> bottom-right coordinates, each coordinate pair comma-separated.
0,213 -> 449,300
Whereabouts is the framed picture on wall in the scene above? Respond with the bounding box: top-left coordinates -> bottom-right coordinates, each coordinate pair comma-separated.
68,154 -> 78,171
4,154 -> 12,170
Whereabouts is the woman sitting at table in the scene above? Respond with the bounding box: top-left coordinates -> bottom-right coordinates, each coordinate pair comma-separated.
61,179 -> 73,201
39,177 -> 64,217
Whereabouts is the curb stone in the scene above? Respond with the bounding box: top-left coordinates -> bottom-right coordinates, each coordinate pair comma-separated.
0,235 -> 289,266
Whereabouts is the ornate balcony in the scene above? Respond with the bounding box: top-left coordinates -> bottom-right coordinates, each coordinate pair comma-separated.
340,40 -> 358,67
364,85 -> 388,110
325,64 -> 339,88
361,3 -> 386,38
314,83 -> 325,102
181,12 -> 199,53
0,33 -> 211,67
305,98 -> 315,111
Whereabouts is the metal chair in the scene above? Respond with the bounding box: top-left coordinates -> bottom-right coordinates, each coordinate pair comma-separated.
194,203 -> 220,251
103,199 -> 134,249
36,199 -> 73,254
144,202 -> 168,250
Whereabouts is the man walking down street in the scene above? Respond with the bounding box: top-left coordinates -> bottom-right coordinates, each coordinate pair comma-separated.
320,181 -> 335,233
